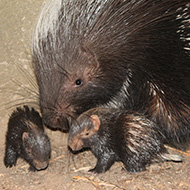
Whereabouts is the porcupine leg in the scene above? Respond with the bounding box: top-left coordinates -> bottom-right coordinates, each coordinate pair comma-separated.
124,163 -> 146,173
89,154 -> 115,174
4,145 -> 18,168
123,156 -> 147,173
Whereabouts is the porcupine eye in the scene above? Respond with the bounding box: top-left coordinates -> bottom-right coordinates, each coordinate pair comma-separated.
26,149 -> 32,156
75,79 -> 82,86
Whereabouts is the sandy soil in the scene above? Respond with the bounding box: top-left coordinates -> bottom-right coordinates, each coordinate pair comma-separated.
0,1 -> 190,190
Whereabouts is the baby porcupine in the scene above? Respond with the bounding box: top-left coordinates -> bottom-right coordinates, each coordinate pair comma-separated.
68,108 -> 181,173
4,106 -> 51,171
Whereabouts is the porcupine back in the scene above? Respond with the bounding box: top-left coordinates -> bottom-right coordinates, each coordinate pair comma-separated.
32,0 -> 190,148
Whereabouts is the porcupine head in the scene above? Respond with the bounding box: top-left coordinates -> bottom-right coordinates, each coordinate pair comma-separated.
33,42 -> 125,131
22,128 -> 51,171
32,0 -> 133,131
68,114 -> 101,152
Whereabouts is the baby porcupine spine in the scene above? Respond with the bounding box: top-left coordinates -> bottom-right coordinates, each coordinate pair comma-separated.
115,112 -> 165,172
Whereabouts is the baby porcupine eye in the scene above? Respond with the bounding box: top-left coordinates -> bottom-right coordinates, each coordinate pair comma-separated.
26,149 -> 32,156
85,132 -> 89,136
81,128 -> 91,138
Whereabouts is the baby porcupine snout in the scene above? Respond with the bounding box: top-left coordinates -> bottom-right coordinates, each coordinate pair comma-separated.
33,159 -> 49,170
68,135 -> 84,151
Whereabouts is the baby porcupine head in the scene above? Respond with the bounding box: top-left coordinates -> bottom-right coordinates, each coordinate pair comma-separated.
22,121 -> 51,171
68,114 -> 100,151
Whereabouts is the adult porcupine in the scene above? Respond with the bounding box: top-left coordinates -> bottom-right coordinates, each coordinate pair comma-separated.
32,0 -> 190,148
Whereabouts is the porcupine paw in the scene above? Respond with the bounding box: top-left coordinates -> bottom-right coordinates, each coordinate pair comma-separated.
88,167 -> 104,174
28,165 -> 37,172
4,149 -> 17,168
88,164 -> 108,174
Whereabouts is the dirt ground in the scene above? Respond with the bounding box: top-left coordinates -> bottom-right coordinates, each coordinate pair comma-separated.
0,1 -> 190,190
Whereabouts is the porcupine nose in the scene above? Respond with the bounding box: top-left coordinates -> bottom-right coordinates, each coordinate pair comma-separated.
57,116 -> 70,132
40,161 -> 49,170
68,137 -> 84,152
43,112 -> 70,132
33,160 -> 49,171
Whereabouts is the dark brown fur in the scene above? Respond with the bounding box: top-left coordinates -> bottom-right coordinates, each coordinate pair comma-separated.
33,0 -> 190,148
4,106 -> 51,171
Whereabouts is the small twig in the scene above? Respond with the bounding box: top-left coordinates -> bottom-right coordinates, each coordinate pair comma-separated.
176,162 -> 189,171
73,176 -> 126,190
73,166 -> 91,172
73,176 -> 100,189
179,182 -> 190,187
20,164 -> 28,169
49,155 -> 65,163
0,174 -> 5,177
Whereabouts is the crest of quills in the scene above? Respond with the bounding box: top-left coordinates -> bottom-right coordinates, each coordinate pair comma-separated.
5,0 -> 190,173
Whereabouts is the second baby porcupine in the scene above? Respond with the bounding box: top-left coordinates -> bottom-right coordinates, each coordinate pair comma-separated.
4,106 -> 51,171
69,108 -> 181,173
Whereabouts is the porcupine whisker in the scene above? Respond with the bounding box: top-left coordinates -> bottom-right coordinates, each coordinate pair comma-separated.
6,100 -> 39,110
48,104 -> 59,116
44,104 -> 58,113
0,86 -> 38,110
56,63 -> 69,77
0,79 -> 39,105
16,64 -> 39,92
56,102 -> 63,111
3,91 -> 39,110
64,109 -> 76,123
67,113 -> 77,124
11,79 -> 39,98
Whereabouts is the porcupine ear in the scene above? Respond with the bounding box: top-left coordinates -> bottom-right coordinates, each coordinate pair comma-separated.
22,132 -> 29,142
90,115 -> 101,132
